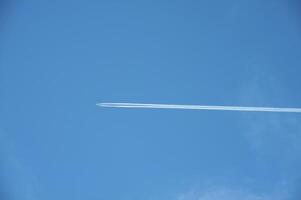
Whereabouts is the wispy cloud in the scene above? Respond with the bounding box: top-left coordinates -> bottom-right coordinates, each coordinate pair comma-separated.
239,73 -> 301,162
0,129 -> 38,200
238,71 -> 301,198
176,186 -> 288,200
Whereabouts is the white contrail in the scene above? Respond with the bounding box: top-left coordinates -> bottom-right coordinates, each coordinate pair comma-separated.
96,102 -> 301,113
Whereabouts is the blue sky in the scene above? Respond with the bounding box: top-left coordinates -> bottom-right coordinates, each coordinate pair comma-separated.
1,0 -> 301,199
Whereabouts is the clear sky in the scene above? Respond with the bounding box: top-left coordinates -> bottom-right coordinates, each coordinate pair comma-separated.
1,0 -> 301,199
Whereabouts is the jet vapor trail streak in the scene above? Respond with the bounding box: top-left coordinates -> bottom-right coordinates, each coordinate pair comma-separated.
96,103 -> 301,113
